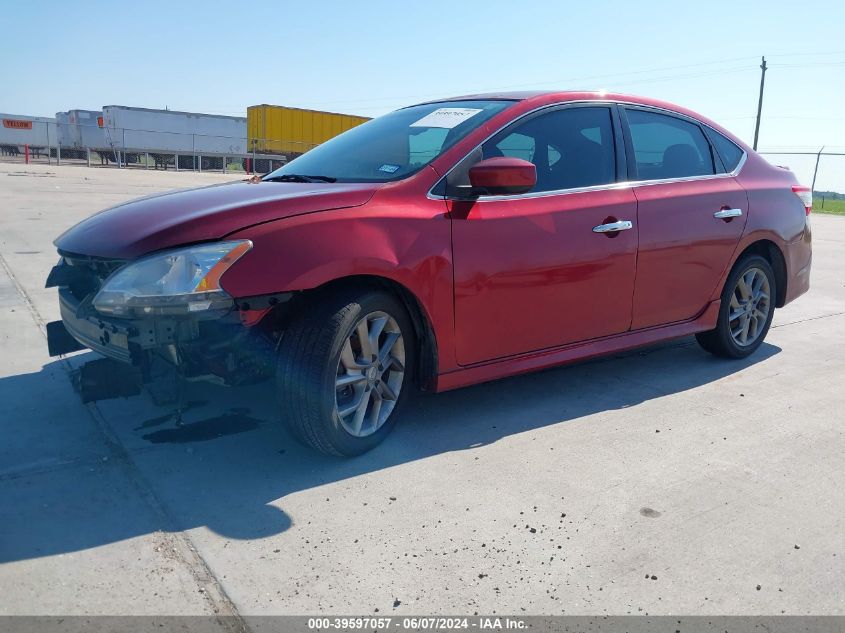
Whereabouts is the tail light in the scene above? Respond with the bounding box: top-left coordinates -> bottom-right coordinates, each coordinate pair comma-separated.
792,185 -> 812,215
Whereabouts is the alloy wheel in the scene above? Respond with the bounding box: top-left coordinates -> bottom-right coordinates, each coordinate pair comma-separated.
728,267 -> 771,347
335,310 -> 406,437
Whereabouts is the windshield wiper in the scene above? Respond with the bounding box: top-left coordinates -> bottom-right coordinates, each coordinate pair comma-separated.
263,174 -> 337,183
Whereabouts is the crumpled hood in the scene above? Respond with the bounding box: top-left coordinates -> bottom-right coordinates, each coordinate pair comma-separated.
54,180 -> 380,258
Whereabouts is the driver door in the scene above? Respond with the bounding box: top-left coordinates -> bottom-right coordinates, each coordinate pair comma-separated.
449,104 -> 639,365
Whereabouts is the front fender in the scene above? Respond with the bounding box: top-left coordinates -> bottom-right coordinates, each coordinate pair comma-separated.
220,203 -> 459,373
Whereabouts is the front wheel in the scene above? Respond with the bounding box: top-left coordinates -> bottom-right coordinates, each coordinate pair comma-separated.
696,254 -> 776,359
276,289 -> 414,456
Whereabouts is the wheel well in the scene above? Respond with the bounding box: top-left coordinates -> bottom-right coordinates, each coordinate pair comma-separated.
734,240 -> 788,307
294,275 -> 439,392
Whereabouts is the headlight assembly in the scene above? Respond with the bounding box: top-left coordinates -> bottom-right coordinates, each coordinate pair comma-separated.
92,240 -> 252,318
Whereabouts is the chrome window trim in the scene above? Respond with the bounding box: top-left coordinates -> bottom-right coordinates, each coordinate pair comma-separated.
426,99 -> 748,203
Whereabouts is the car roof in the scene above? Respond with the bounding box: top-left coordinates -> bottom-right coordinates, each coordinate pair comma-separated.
419,90 -> 748,150
424,90 -> 676,109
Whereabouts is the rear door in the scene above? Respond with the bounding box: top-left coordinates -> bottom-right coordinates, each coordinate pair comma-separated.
449,104 -> 639,365
621,106 -> 748,329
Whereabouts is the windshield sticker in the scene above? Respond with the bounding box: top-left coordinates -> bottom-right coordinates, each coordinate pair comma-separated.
378,164 -> 401,173
410,107 -> 483,129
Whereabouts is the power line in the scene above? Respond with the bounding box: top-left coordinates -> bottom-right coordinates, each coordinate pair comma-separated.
182,52 -> 845,116
282,60 -> 842,113
284,58 -> 764,111
769,61 -> 845,68
766,50 -> 845,57
759,115 -> 841,121
607,66 -> 754,88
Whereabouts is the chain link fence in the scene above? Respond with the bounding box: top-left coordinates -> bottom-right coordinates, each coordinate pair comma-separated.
757,149 -> 845,212
0,120 -> 319,174
2,121 -> 843,206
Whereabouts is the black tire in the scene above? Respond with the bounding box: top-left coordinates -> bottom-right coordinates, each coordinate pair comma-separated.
696,254 -> 776,359
275,288 -> 415,456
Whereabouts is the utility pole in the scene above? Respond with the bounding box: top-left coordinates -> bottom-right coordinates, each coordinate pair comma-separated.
752,56 -> 767,151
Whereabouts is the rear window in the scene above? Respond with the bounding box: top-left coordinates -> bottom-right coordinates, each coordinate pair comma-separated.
626,109 -> 715,180
708,129 -> 745,172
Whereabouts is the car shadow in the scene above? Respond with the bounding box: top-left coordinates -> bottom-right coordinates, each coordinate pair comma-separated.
0,337 -> 780,563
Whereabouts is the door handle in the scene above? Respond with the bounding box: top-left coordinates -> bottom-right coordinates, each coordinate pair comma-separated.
714,208 -> 743,219
592,220 -> 633,233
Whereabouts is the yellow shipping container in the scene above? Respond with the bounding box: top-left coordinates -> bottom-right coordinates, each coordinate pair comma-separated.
247,104 -> 370,157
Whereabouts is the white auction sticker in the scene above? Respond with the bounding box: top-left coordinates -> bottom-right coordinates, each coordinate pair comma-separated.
410,107 -> 483,129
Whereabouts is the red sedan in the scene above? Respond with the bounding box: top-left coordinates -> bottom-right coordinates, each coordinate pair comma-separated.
46,91 -> 813,455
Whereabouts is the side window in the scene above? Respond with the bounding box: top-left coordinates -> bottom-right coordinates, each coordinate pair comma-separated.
708,129 -> 744,172
493,132 -> 535,161
625,109 -> 715,180
480,106 -> 616,193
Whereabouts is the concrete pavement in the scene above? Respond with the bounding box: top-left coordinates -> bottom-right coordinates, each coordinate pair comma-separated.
0,163 -> 842,617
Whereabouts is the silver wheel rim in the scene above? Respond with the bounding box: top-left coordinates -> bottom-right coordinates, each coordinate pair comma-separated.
335,310 -> 406,438
729,267 -> 771,347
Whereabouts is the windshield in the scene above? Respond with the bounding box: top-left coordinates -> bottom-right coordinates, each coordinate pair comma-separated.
263,100 -> 514,183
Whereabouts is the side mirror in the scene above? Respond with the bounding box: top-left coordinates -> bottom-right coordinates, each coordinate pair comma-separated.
467,157 -> 536,196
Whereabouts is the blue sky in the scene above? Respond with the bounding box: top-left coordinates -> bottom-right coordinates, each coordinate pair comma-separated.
2,0 -> 844,189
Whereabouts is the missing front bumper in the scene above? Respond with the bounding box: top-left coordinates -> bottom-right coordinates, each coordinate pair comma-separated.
46,284 -> 289,397
47,287 -> 199,365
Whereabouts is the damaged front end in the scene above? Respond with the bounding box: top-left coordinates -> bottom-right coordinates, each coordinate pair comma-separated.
45,244 -> 288,403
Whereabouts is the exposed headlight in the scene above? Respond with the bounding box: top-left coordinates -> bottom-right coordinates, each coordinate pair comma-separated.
92,240 -> 252,318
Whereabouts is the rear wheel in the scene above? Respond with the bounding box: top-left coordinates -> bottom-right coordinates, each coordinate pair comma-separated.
276,289 -> 414,456
696,254 -> 776,359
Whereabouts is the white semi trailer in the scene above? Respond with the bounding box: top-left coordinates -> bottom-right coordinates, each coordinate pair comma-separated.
66,110 -> 107,149
0,113 -> 56,151
102,106 -> 246,154
2,107 -> 249,169
55,110 -> 108,159
56,112 -> 73,148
